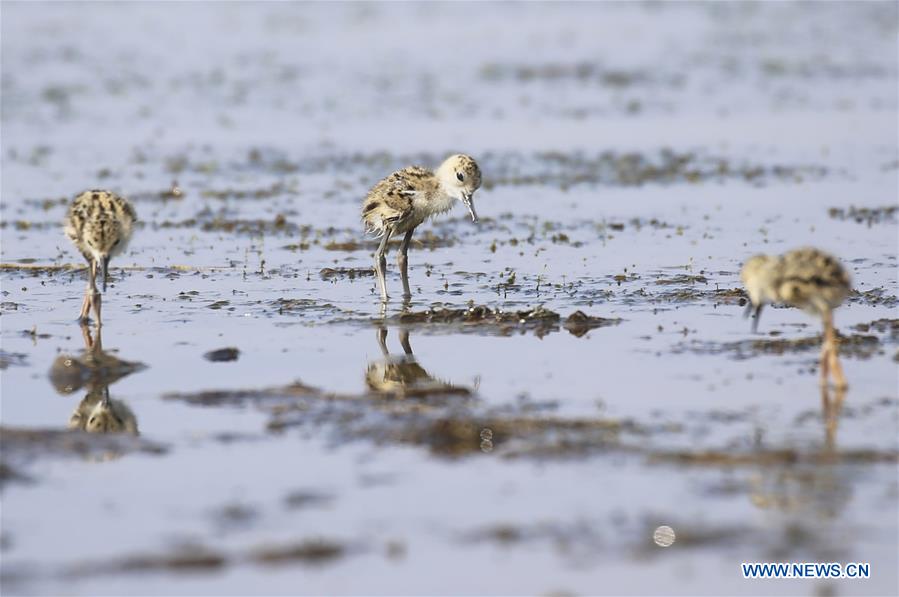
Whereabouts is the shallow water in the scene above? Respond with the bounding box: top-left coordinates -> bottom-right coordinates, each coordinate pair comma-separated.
1,2 -> 898,596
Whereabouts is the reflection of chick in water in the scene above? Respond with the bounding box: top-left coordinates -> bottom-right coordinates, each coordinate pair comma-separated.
68,387 -> 139,435
748,386 -> 850,520
365,327 -> 472,398
49,324 -> 143,435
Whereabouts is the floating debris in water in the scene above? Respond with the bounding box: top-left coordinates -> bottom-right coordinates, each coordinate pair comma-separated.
0,351 -> 29,370
675,332 -> 883,360
249,539 -> 345,566
563,311 -> 622,337
204,347 -> 240,362
828,205 -> 897,225
319,267 -> 374,280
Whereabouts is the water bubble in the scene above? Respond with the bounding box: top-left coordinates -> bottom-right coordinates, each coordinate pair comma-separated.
653,525 -> 675,547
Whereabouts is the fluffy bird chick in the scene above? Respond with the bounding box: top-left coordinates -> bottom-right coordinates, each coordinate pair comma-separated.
741,247 -> 851,388
362,154 -> 482,301
64,190 -> 136,325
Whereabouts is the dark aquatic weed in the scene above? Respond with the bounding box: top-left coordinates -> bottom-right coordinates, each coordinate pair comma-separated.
461,520 -> 605,555
192,378 -> 651,459
21,327 -> 51,340
324,231 -> 454,252
828,205 -> 897,225
319,267 -> 374,280
476,149 -> 829,189
563,311 -> 622,337
1,220 -> 61,231
61,537 -> 350,580
283,490 -> 335,510
0,461 -> 33,486
159,379 -> 892,470
162,382 -> 320,407
852,318 -> 899,337
618,285 -> 746,306
676,332 -> 883,360
848,287 -> 898,308
372,306 -> 621,338
116,550 -> 227,572
0,426 -> 168,467
348,413 -> 644,458
656,286 -> 747,306
203,347 -> 240,362
479,61 -> 665,86
272,297 -> 336,313
157,215 -> 301,235
65,548 -> 228,578
212,503 -> 258,529
390,305 -> 561,336
0,263 -> 227,277
22,195 -> 69,211
249,539 -> 346,566
0,351 -> 29,370
200,182 -> 293,201
654,274 -> 708,285
207,148 -> 833,192
610,273 -> 640,285
648,448 -> 899,466
0,263 -> 80,275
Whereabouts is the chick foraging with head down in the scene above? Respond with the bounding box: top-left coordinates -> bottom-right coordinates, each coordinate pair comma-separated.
741,247 -> 851,388
64,190 -> 136,325
362,154 -> 482,301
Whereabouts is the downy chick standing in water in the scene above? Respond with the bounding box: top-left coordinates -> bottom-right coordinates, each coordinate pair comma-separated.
64,190 -> 136,325
362,154 -> 482,301
741,247 -> 851,389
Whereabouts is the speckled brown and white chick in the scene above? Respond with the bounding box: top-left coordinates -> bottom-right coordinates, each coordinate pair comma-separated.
741,247 -> 852,388
64,190 -> 136,325
362,154 -> 482,301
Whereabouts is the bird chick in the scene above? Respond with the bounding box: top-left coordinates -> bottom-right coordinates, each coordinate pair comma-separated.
64,190 -> 136,325
741,247 -> 851,388
362,154 -> 482,301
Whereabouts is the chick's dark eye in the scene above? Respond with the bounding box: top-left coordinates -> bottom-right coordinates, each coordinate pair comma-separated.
456,172 -> 464,182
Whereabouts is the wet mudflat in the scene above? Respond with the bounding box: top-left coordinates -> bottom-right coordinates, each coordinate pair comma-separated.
1,3 -> 898,596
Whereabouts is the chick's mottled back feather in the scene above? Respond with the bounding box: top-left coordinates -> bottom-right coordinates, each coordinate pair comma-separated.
776,248 -> 851,312
362,166 -> 440,235
64,190 -> 136,258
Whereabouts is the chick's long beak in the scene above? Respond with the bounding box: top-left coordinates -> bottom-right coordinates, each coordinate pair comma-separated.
750,304 -> 764,333
743,302 -> 754,319
101,256 -> 110,292
462,193 -> 478,223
